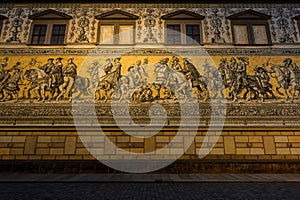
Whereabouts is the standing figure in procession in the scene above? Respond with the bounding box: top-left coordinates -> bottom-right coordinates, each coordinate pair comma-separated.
57,57 -> 77,100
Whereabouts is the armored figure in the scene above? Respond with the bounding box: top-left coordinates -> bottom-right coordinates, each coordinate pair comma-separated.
104,58 -> 113,75
154,58 -> 170,86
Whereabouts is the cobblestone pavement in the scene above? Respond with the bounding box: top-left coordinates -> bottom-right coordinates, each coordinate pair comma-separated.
0,182 -> 300,200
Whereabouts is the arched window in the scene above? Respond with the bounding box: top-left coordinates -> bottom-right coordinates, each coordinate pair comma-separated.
96,10 -> 139,45
161,10 -> 205,45
28,9 -> 72,45
228,9 -> 271,45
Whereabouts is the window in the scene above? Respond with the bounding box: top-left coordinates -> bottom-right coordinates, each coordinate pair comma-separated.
28,9 -> 72,45
186,25 -> 200,45
228,9 -> 271,45
31,25 -> 47,44
51,24 -> 66,44
161,10 -> 204,45
96,10 -> 138,45
99,24 -> 134,44
167,25 -> 181,44
294,15 -> 300,40
0,15 -> 8,36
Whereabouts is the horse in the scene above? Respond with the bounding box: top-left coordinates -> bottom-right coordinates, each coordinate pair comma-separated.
95,79 -> 113,101
24,68 -> 49,101
94,68 -> 121,101
269,65 -> 300,101
230,75 -> 260,102
167,71 -> 191,100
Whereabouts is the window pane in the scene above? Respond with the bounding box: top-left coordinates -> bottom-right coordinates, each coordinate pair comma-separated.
60,26 -> 66,35
52,26 -> 59,35
233,25 -> 249,44
31,36 -> 39,44
31,25 -> 47,44
167,25 -> 181,44
186,25 -> 200,44
100,25 -> 114,44
41,26 -> 47,34
253,25 -> 268,44
33,26 -> 41,34
119,25 -> 133,44
51,36 -> 58,44
51,25 -> 66,44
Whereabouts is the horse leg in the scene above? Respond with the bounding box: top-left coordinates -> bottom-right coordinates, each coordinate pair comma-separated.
87,83 -> 94,96
41,86 -> 47,102
243,88 -> 248,100
284,89 -> 289,101
291,86 -> 295,102
14,92 -> 19,103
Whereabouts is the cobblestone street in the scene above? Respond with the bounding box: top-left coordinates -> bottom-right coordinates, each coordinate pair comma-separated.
1,182 -> 300,200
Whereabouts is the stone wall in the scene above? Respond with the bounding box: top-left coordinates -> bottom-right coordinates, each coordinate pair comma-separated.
0,128 -> 300,173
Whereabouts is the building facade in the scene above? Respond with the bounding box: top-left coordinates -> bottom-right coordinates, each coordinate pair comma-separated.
0,2 -> 300,173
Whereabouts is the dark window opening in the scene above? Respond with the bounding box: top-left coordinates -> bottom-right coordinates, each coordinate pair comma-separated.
31,25 -> 47,44
51,24 -> 66,44
186,25 -> 200,44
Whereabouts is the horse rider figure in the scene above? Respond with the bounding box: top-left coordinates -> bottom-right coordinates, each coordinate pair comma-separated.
104,58 -> 113,75
1,62 -> 23,102
170,56 -> 182,72
154,58 -> 170,86
113,57 -> 122,81
6,63 -> 23,90
203,60 -> 224,99
182,57 -> 208,99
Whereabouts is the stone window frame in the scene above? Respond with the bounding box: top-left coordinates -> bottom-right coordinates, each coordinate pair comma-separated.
28,9 -> 72,46
95,10 -> 139,45
0,15 -> 8,37
161,10 -> 205,46
294,15 -> 300,41
228,9 -> 272,46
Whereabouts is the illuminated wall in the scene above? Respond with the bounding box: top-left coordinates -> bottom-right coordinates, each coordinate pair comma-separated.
0,3 -> 300,173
